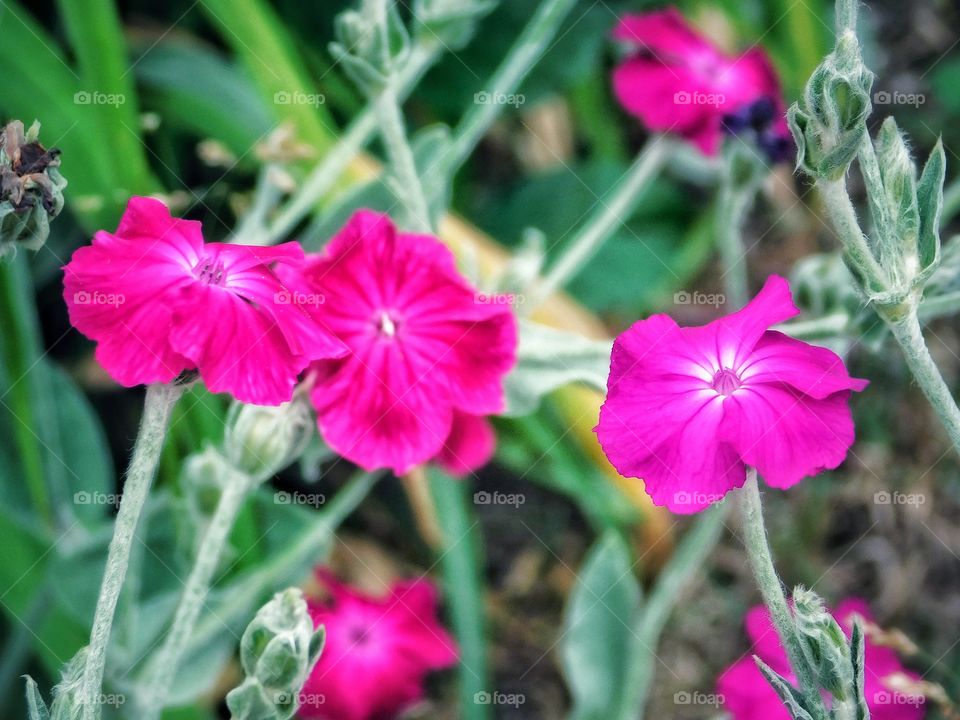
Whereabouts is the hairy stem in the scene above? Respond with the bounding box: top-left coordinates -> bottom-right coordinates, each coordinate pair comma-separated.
716,150 -> 764,308
531,138 -> 672,308
136,470 -> 254,720
739,470 -> 825,718
80,382 -> 184,720
883,308 -> 960,453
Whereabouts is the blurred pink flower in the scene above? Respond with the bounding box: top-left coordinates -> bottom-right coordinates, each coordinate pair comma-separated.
289,210 -> 517,476
718,600 -> 926,720
63,196 -> 344,405
300,571 -> 458,720
611,6 -> 791,158
595,276 -> 867,513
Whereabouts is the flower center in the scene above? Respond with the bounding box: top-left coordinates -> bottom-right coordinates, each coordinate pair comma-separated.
374,310 -> 399,338
712,368 -> 741,396
194,257 -> 227,286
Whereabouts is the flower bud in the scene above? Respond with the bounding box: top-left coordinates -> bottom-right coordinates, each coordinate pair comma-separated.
793,587 -> 852,699
224,396 -> 313,480
789,32 -> 874,179
330,0 -> 410,95
227,588 -> 325,720
0,120 -> 67,259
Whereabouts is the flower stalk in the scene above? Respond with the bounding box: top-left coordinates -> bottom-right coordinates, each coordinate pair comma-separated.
80,382 -> 184,720
738,470 -> 826,718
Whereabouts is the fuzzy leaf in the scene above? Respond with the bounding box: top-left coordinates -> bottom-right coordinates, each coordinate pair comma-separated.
916,139 -> 946,278
24,676 -> 50,720
754,656 -> 817,720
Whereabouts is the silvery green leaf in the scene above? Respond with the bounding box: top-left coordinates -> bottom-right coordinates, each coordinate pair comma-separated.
495,228 -> 546,296
849,621 -> 870,720
754,656 -> 817,720
916,139 -> 945,280
24,676 -> 50,720
414,0 -> 497,48
873,119 -> 920,290
226,678 -> 282,720
502,321 -> 611,417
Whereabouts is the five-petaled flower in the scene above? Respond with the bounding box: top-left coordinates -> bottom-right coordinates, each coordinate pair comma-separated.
285,210 -> 517,476
595,275 -> 868,513
300,570 -> 458,720
611,6 -> 792,159
63,196 -> 345,405
718,600 -> 926,720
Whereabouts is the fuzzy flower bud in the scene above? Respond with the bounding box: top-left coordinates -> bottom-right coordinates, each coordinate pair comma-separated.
789,32 -> 874,179
224,396 -> 313,480
793,587 -> 853,699
330,0 -> 410,94
226,588 -> 326,720
0,120 -> 67,259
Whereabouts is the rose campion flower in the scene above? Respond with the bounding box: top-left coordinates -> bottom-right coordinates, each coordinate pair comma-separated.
718,600 -> 926,720
288,210 -> 517,476
63,196 -> 345,405
300,571 -> 458,720
611,7 -> 792,159
595,275 -> 868,513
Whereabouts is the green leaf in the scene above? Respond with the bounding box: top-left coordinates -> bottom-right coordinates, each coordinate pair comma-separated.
754,656 -> 817,720
561,532 -> 640,720
23,676 -> 49,720
502,321 -> 611,417
917,139 -> 946,277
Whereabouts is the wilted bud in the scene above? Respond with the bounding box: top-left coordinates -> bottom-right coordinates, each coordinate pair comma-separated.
224,396 -> 313,480
414,0 -> 496,49
226,588 -> 325,720
793,587 -> 852,699
789,32 -> 874,179
0,120 -> 67,259
330,0 -> 410,94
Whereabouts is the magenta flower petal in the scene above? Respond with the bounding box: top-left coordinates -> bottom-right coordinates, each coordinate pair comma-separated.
596,275 -> 866,512
300,210 -> 517,475
301,572 -> 457,720
435,411 -> 496,477
611,6 -> 791,157
63,196 -> 344,403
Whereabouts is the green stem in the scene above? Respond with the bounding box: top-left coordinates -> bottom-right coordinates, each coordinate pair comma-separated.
265,42 -> 439,244
80,382 -> 184,720
530,138 -> 672,308
777,312 -> 851,340
376,81 -> 434,233
738,470 -> 826,719
882,308 -> 960,453
816,176 -> 888,292
716,150 -> 764,308
443,0 -> 578,173
136,470 -> 255,720
620,503 -> 728,719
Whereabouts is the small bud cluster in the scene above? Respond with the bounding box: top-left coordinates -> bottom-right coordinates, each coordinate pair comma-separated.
226,588 -> 325,720
0,120 -> 67,259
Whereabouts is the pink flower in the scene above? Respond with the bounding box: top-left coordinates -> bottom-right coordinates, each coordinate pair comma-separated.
611,7 -> 791,158
63,196 -> 345,405
595,276 -> 867,513
288,210 -> 517,476
718,600 -> 926,720
300,571 -> 458,720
